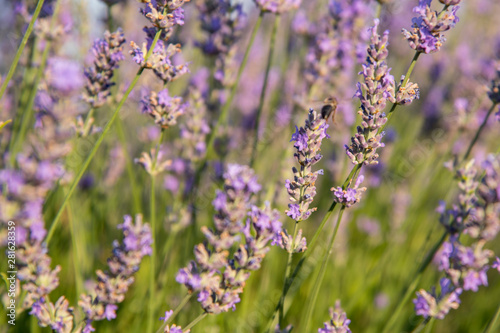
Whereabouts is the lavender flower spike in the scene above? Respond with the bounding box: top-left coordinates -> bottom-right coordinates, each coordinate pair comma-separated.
78,215 -> 152,330
285,109 -> 329,222
176,165 -> 280,314
402,0 -> 460,54
140,89 -> 188,129
318,300 -> 352,333
413,278 -> 462,319
345,19 -> 396,166
83,29 -> 126,109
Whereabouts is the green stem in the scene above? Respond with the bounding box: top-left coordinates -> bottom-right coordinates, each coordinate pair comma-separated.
67,203 -> 83,305
45,29 -> 163,246
107,4 -> 113,32
250,14 -> 280,167
462,102 -> 498,161
375,3 -> 382,19
115,116 -> 142,214
147,128 -> 166,332
205,12 -> 263,159
302,206 -> 346,331
277,221 -> 298,326
381,231 -> 447,333
155,294 -> 193,333
410,317 -> 431,333
147,173 -> 157,332
0,0 -> 46,101
484,302 -> 500,333
183,313 -> 208,331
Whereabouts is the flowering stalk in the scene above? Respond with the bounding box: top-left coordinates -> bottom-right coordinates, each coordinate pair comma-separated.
250,14 -> 280,167
462,102 -> 498,160
0,0 -> 46,101
269,4 -> 460,323
45,26 -> 164,245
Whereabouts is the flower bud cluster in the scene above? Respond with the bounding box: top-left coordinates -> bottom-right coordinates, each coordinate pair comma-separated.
30,296 -> 74,333
141,89 -> 188,129
83,29 -> 126,108
176,165 -> 282,314
318,300 -> 352,333
346,20 -> 396,166
79,215 -> 152,333
402,0 -> 460,54
139,0 -> 188,31
414,154 -> 500,319
285,109 -> 329,222
331,174 -> 366,208
413,278 -> 462,320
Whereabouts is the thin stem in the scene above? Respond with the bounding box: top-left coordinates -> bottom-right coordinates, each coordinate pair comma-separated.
278,221 -> 298,326
303,206 -> 346,331
67,203 -> 83,305
183,312 -> 208,331
484,302 -> 500,333
463,102 -> 498,161
45,29 -> 163,246
381,231 -> 447,333
147,128 -> 166,332
155,294 -> 193,333
115,116 -> 142,214
107,4 -> 113,32
0,0 -> 46,101
147,174 -> 157,333
250,14 -> 280,167
205,12 -> 263,159
375,3 -> 382,19
410,317 -> 431,333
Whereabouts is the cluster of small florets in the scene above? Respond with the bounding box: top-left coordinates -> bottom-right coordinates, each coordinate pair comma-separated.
414,154 -> 500,320
402,0 -> 460,54
139,0 -> 188,31
130,35 -> 189,84
141,89 -> 188,129
285,109 -> 329,222
79,215 -> 152,333
318,300 -> 352,333
331,175 -> 366,208
345,19 -> 396,166
254,0 -> 302,14
83,29 -> 126,108
30,296 -> 74,332
176,165 -> 281,314
413,278 -> 462,320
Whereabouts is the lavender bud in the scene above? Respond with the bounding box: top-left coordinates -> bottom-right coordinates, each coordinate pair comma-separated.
346,19 -> 395,166
30,296 -> 74,333
135,148 -> 172,176
331,175 -> 367,208
318,300 -> 352,333
413,278 -> 462,319
140,89 -> 188,129
285,109 -> 329,222
402,0 -> 460,54
83,29 -> 126,108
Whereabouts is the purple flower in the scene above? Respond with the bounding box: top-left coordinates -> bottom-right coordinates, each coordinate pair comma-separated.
83,29 -> 126,108
160,310 -> 174,322
402,0 -> 460,54
48,57 -> 84,95
492,257 -> 500,272
345,19 -> 396,166
318,300 -> 352,333
140,89 -> 187,129
285,109 -> 329,222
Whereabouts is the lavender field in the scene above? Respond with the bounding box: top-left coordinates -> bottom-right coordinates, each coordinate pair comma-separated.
1,0 -> 500,332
